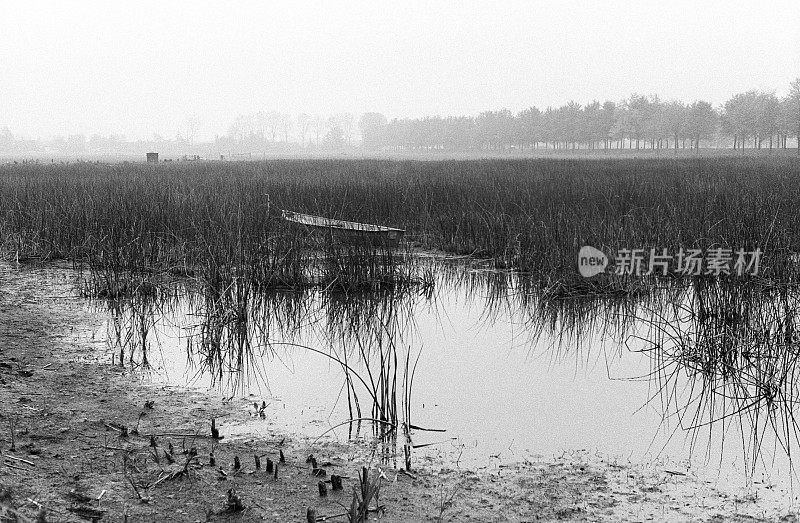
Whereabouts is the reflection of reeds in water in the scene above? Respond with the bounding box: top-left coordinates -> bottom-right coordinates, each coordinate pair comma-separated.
91,262 -> 668,470
189,279 -> 267,393
441,265 -> 656,357
186,248 -> 430,396
181,266 -> 670,471
101,284 -> 183,368
92,256 -> 800,477
632,279 -> 800,474
453,269 -> 800,473
93,263 -> 427,467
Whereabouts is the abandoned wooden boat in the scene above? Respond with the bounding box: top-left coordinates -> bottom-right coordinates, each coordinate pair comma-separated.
281,210 -> 405,247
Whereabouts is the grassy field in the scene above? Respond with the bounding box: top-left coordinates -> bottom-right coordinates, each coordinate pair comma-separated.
1,156 -> 799,290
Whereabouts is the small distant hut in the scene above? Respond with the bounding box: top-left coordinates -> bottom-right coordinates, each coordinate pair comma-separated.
146,152 -> 159,163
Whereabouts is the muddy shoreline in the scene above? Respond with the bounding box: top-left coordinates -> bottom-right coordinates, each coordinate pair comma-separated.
0,262 -> 796,522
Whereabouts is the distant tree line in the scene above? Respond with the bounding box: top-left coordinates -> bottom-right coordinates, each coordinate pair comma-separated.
0,129 -> 197,156
218,111 -> 356,152
360,79 -> 800,153
2,79 -> 799,157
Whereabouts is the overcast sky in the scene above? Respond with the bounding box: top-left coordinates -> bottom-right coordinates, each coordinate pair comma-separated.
1,1 -> 798,140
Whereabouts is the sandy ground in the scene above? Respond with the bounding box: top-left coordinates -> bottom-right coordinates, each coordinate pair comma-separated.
0,262 -> 798,522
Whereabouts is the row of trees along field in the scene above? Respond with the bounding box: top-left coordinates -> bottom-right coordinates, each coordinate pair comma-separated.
360,80 -> 800,152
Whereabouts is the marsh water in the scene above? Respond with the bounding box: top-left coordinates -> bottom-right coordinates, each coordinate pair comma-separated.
3,257 -> 799,496
57,256 -> 795,494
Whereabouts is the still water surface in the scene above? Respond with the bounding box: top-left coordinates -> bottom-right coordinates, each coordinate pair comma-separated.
100,267 -> 796,488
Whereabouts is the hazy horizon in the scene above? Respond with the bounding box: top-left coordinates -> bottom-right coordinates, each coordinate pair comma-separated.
2,0 -> 798,141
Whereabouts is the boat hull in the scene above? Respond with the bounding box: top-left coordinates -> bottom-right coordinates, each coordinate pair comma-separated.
282,211 -> 405,247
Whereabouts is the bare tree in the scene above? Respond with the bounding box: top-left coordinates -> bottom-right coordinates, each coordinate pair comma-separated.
787,78 -> 800,154
339,113 -> 354,145
228,114 -> 252,143
266,111 -> 280,142
297,113 -> 311,147
312,114 -> 324,146
254,111 -> 269,139
359,112 -> 387,150
186,115 -> 201,145
277,113 -> 292,142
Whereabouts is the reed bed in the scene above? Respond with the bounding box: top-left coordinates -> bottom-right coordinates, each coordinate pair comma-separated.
1,157 -> 799,288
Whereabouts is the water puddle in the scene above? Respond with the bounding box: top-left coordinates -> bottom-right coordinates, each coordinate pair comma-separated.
87,265 -> 798,491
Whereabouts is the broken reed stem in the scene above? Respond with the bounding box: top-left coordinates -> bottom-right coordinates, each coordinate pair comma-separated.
4,454 -> 34,466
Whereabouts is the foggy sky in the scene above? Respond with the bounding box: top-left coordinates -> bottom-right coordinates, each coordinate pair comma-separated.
2,0 -> 798,141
